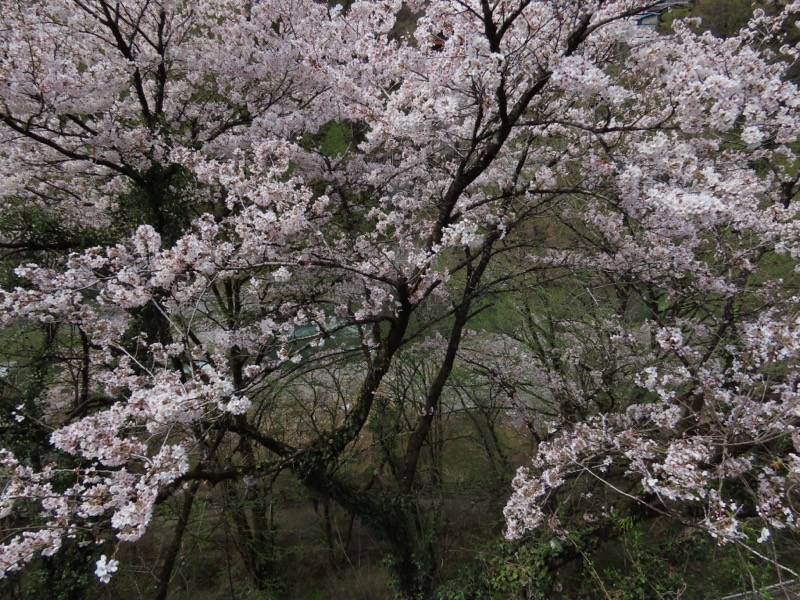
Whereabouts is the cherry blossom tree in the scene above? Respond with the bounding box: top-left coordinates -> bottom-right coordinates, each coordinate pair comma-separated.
499,2 -> 800,586
0,0 -> 799,598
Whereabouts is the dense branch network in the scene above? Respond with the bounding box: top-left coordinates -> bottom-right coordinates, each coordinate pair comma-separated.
0,0 -> 798,592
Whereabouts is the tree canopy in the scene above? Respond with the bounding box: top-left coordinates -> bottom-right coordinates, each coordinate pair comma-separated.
0,1 -> 799,598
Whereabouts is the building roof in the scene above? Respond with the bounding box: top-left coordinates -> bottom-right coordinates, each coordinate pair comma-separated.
720,580 -> 800,600
652,0 -> 692,10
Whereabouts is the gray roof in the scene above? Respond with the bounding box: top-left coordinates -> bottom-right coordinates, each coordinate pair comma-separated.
721,580 -> 800,600
650,1 -> 692,12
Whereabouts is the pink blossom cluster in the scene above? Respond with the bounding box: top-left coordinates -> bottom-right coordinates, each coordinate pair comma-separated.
0,0 -> 798,585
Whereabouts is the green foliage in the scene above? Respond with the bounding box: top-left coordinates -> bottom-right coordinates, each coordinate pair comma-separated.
111,163 -> 197,245
304,121 -> 356,159
0,202 -> 109,271
433,519 -> 800,600
0,324 -> 63,467
578,523 -> 800,600
585,529 -> 699,600
435,538 -> 562,600
691,0 -> 753,38
319,122 -> 354,157
660,0 -> 754,37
